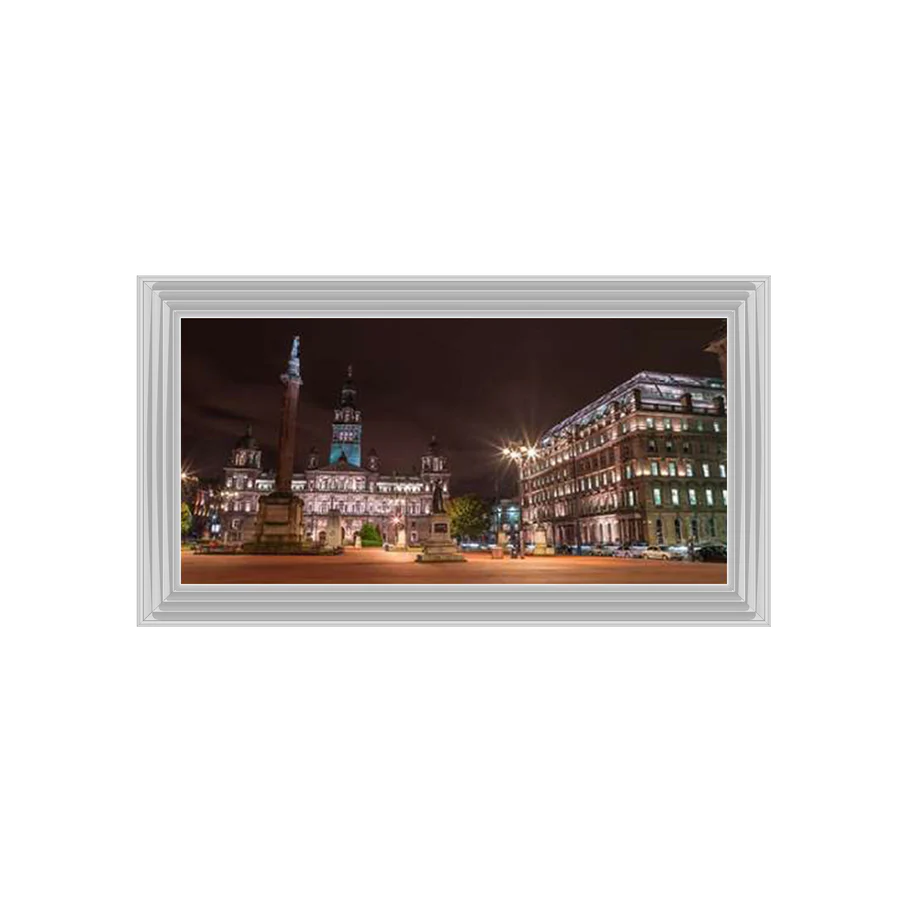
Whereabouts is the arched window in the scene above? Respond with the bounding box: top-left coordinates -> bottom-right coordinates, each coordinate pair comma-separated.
674,518 -> 683,542
655,518 -> 663,543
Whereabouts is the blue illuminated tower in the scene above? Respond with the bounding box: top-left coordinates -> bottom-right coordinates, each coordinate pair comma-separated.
329,365 -> 362,466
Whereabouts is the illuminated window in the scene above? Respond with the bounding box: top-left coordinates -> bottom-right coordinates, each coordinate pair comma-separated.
668,462 -> 676,477
625,463 -> 633,479
627,490 -> 635,507
646,417 -> 654,430
722,489 -> 728,506
685,462 -> 694,477
719,464 -> 726,478
696,420 -> 704,432
670,488 -> 680,505
650,461 -> 659,476
664,418 -> 672,431
653,488 -> 662,507
702,463 -> 710,477
688,489 -> 697,506
705,489 -> 714,506
713,422 -> 721,433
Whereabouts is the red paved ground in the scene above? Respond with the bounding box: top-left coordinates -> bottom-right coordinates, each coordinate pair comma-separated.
181,548 -> 726,585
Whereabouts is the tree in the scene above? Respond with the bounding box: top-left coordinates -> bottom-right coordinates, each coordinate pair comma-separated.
181,501 -> 193,538
447,494 -> 491,541
359,522 -> 382,547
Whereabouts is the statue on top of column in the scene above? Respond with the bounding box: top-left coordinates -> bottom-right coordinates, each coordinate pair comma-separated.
283,334 -> 302,384
432,479 -> 445,514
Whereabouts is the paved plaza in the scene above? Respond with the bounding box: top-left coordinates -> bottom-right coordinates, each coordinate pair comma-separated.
181,547 -> 726,584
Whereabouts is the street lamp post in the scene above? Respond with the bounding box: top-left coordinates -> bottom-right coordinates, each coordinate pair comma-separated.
501,442 -> 537,559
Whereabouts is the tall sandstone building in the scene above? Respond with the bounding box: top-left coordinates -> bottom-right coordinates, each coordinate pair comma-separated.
522,372 -> 727,548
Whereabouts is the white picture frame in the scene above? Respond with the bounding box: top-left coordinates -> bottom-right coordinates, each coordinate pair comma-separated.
138,277 -> 769,625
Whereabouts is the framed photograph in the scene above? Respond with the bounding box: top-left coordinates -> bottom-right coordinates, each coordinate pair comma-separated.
139,277 -> 769,625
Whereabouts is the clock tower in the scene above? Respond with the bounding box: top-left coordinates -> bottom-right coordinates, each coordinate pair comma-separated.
329,365 -> 362,467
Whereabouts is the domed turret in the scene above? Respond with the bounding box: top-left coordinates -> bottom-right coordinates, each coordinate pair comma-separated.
230,425 -> 262,468
236,424 -> 259,450
421,434 -> 449,483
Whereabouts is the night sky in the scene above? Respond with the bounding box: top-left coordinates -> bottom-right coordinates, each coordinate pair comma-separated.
181,318 -> 725,497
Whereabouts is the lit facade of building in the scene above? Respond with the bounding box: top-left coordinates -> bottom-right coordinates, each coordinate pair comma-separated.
220,370 -> 450,545
522,372 -> 727,548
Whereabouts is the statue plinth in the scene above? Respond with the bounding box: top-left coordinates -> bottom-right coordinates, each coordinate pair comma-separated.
323,509 -> 342,549
242,492 -> 305,552
531,526 -> 555,556
416,512 -> 466,564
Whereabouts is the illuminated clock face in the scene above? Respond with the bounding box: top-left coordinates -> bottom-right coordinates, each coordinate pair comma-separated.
330,423 -> 362,466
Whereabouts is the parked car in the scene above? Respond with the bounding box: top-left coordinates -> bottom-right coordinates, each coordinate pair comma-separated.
642,545 -> 679,560
590,543 -> 619,556
614,542 -> 648,558
666,544 -> 690,560
695,543 -> 727,562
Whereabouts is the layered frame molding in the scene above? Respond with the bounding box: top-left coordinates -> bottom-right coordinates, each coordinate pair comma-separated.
138,278 -> 769,625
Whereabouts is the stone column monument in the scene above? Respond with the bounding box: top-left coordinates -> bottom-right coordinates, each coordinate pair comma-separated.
245,336 -> 305,552
416,480 -> 466,564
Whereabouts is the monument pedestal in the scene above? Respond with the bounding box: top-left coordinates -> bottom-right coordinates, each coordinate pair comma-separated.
531,526 -> 555,556
416,512 -> 466,563
323,509 -> 342,550
243,492 -> 305,553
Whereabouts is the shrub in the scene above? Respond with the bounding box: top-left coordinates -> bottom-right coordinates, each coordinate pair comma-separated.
359,522 -> 382,547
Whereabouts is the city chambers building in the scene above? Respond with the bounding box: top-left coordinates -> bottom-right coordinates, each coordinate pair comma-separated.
219,368 -> 449,545
522,372 -> 727,549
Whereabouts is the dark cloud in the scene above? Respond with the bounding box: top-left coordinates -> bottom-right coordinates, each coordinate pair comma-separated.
181,317 -> 724,496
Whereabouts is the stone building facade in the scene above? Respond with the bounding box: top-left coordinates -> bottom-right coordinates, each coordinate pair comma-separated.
522,372 -> 727,548
220,369 -> 449,545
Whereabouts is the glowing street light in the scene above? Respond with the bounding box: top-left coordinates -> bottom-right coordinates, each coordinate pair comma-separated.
499,441 -> 538,558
